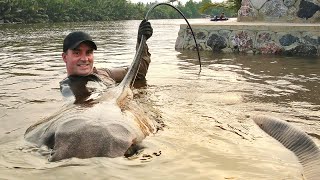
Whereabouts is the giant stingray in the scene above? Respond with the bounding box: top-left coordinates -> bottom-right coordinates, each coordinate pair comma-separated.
24,36 -> 156,162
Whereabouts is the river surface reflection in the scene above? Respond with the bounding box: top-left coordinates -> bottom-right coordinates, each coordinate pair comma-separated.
0,19 -> 319,179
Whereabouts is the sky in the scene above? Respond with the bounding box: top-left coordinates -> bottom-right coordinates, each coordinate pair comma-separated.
130,0 -> 225,5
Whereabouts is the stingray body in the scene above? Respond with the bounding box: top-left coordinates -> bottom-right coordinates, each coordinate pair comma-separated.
25,40 -> 156,162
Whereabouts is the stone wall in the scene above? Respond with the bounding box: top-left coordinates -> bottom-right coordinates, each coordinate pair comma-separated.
175,0 -> 320,56
175,22 -> 320,56
238,0 -> 320,23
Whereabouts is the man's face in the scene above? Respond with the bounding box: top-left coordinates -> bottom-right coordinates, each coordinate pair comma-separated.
62,43 -> 94,76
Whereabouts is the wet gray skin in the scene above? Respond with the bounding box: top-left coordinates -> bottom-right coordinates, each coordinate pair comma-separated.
253,115 -> 320,180
24,38 -> 157,162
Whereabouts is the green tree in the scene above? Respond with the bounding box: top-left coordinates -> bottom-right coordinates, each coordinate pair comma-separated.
185,0 -> 201,18
199,0 -> 241,17
0,0 -> 12,22
1,0 -> 218,23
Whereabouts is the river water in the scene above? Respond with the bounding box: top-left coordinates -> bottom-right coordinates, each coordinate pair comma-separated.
0,19 -> 319,180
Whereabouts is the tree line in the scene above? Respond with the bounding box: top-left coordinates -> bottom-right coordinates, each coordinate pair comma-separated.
0,0 -> 241,24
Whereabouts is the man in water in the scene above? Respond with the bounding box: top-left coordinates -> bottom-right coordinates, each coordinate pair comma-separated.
24,21 -> 155,161
60,20 -> 153,89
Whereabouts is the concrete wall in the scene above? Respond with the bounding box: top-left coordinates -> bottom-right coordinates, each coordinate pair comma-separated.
238,0 -> 320,23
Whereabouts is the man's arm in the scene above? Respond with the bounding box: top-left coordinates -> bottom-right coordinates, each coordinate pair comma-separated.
135,41 -> 151,81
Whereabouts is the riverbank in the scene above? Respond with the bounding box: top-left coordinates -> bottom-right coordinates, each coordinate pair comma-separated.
0,19 -> 23,24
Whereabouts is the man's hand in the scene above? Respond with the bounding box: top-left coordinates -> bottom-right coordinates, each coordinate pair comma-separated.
137,20 -> 153,43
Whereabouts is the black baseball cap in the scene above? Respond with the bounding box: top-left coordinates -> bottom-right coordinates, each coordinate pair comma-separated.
63,31 -> 97,52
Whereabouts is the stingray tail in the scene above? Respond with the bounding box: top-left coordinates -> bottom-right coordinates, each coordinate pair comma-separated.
119,2 -> 202,91
252,115 -> 320,180
118,37 -> 147,90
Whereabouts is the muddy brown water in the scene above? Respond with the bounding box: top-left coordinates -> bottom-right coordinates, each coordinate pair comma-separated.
0,19 -> 319,180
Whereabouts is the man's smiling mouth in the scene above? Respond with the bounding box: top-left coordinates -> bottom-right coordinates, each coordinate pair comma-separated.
78,64 -> 89,67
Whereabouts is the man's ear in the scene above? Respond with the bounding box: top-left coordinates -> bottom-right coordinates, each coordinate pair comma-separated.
62,52 -> 67,63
